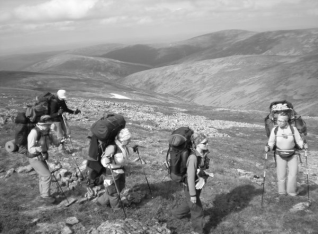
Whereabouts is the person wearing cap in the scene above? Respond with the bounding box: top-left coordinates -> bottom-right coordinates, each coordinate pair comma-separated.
172,133 -> 211,234
96,128 -> 131,210
265,112 -> 307,196
27,115 -> 56,204
49,89 -> 81,152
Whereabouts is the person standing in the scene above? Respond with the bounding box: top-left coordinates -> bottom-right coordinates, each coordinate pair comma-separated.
27,115 -> 56,204
97,128 -> 131,210
265,113 -> 307,196
49,89 -> 81,152
172,133 -> 210,234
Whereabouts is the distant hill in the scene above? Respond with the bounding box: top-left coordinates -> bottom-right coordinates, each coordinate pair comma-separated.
1,28 -> 318,114
0,51 -> 62,71
23,54 -> 152,80
100,29 -> 318,67
63,43 -> 125,57
120,54 -> 318,115
100,30 -> 256,66
0,71 -> 184,104
177,28 -> 318,63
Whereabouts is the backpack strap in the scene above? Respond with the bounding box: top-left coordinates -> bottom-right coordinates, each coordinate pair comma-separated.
273,126 -> 278,150
289,125 -> 300,149
33,126 -> 42,142
165,145 -> 171,174
274,125 -> 299,150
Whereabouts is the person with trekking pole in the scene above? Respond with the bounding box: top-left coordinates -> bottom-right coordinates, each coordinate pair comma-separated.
97,128 -> 131,212
265,113 -> 307,197
27,115 -> 57,205
172,133 -> 211,234
49,89 -> 81,153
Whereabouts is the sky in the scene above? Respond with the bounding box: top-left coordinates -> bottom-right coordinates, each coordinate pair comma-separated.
0,0 -> 318,55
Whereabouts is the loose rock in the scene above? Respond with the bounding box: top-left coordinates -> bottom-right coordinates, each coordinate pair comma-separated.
65,217 -> 79,225
5,168 -> 15,178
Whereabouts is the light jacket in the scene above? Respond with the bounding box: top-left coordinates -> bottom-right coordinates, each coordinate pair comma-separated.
268,125 -> 304,150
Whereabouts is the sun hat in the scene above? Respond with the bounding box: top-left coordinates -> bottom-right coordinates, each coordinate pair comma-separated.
117,128 -> 131,142
57,90 -> 67,100
38,115 -> 53,125
193,133 -> 207,146
271,103 -> 290,111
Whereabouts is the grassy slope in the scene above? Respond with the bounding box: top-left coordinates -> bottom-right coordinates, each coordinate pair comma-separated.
1,90 -> 318,234
121,54 -> 318,116
22,54 -> 152,80
0,71 -> 185,106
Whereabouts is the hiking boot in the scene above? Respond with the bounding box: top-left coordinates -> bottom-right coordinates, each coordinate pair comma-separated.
39,196 -> 56,205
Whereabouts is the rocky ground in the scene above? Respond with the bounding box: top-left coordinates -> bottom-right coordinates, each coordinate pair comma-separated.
1,91 -> 318,234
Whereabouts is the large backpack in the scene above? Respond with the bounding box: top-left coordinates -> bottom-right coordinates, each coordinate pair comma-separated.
25,92 -> 55,123
14,112 -> 35,147
165,127 -> 194,183
264,100 -> 307,139
90,113 -> 126,143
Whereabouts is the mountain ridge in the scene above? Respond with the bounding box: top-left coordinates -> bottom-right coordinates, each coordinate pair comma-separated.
120,54 -> 318,115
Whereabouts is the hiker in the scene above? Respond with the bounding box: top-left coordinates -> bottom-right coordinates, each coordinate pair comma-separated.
97,128 -> 131,210
85,133 -> 107,197
85,113 -> 126,198
265,112 -> 307,196
172,133 -> 210,234
27,115 -> 56,204
49,89 -> 81,152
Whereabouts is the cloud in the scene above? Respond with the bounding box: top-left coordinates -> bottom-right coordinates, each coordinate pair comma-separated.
0,0 -> 317,35
0,12 -> 11,22
13,0 -> 99,22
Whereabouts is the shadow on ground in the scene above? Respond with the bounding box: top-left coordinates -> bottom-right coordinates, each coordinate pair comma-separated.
204,184 -> 262,232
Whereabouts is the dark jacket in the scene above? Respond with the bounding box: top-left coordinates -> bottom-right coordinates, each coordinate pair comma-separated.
49,96 -> 75,122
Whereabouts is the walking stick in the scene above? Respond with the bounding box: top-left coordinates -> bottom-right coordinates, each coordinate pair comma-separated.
100,145 -> 127,218
61,115 -> 86,181
305,149 -> 310,201
108,164 -> 127,218
261,153 -> 267,208
133,145 -> 152,196
45,158 -> 70,204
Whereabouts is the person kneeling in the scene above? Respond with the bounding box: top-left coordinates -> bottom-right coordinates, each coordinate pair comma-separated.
97,128 -> 131,210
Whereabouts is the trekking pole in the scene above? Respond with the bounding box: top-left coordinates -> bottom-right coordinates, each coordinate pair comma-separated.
133,146 -> 152,196
100,144 -> 127,218
108,164 -> 127,218
62,114 -> 72,145
261,153 -> 267,208
298,154 -> 303,164
61,115 -> 86,182
304,149 -> 310,201
45,158 -> 70,204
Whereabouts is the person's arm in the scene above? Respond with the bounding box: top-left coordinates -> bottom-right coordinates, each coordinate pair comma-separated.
27,129 -> 42,155
101,145 -> 122,169
61,100 -> 75,114
187,154 -> 197,197
293,127 -> 304,149
267,128 -> 276,150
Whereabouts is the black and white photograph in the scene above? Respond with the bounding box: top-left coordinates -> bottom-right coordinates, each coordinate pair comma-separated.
0,0 -> 318,233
